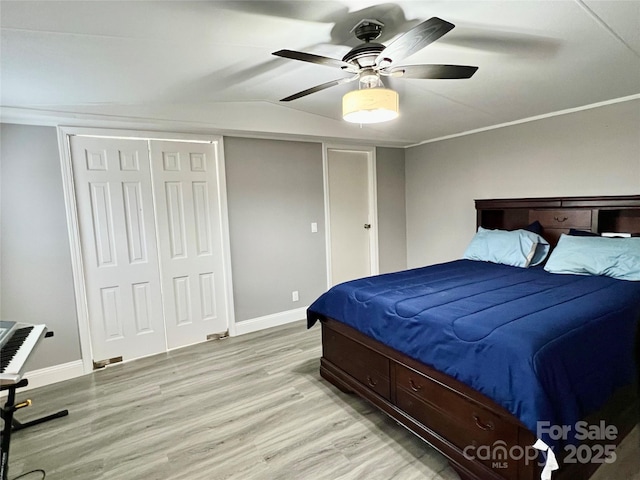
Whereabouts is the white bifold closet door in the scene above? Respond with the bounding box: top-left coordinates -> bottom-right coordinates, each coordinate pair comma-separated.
69,135 -> 228,364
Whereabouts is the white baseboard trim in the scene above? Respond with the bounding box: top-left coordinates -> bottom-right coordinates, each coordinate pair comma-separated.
2,360 -> 85,395
232,306 -> 308,336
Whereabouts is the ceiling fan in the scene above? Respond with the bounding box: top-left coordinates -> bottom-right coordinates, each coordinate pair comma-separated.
273,16 -> 478,102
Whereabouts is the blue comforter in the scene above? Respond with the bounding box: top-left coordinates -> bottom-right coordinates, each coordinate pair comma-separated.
307,260 -> 640,449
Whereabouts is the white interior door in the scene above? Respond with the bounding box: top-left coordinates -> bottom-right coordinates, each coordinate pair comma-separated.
150,141 -> 229,349
326,147 -> 377,286
69,136 -> 167,363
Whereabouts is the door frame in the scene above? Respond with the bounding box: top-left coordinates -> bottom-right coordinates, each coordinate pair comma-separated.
57,126 -> 236,374
322,144 -> 379,288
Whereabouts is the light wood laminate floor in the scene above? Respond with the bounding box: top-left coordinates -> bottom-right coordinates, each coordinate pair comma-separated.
6,321 -> 639,480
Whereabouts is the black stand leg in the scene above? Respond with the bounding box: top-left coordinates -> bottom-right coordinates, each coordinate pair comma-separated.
10,409 -> 69,432
1,379 -> 69,433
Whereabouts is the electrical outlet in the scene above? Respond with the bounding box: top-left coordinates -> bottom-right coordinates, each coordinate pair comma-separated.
311,222 -> 318,233
292,291 -> 299,302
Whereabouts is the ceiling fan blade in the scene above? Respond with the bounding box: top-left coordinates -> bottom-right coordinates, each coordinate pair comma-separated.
376,17 -> 454,66
280,75 -> 359,102
436,27 -> 561,58
273,49 -> 359,73
384,64 -> 478,79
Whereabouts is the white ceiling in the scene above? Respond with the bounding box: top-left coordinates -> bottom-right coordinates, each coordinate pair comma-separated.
1,1 -> 639,147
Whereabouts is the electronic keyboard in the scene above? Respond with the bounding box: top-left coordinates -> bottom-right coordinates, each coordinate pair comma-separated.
0,322 -> 47,386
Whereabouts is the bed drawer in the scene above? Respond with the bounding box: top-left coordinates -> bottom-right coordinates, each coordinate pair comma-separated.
395,364 -> 519,477
530,209 -> 591,229
322,326 -> 390,400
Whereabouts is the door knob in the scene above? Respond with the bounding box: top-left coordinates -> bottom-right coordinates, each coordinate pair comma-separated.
364,224 -> 371,229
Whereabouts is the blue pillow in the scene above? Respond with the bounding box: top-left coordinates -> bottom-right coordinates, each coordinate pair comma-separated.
544,234 -> 640,281
463,227 -> 550,268
524,220 -> 543,235
568,228 -> 599,237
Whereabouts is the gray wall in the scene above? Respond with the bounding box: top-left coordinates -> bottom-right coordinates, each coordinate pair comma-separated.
405,99 -> 640,267
0,123 -> 81,370
224,137 -> 327,321
376,147 -> 406,273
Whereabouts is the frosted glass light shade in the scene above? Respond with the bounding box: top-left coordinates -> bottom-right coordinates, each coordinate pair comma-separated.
342,88 -> 399,124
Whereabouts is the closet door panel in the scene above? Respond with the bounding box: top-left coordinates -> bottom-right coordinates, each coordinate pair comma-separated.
150,141 -> 228,349
70,136 -> 167,363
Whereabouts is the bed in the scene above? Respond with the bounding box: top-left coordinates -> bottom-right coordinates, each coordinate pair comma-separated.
307,195 -> 640,480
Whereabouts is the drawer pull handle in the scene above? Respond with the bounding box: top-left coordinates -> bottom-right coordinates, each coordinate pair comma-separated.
366,375 -> 378,387
553,216 -> 569,223
473,414 -> 495,431
409,379 -> 422,392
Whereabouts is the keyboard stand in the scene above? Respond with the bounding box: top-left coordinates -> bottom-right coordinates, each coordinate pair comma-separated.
0,379 -> 69,480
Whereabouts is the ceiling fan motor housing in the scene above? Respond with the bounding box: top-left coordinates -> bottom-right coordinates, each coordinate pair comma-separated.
342,43 -> 385,68
341,19 -> 386,68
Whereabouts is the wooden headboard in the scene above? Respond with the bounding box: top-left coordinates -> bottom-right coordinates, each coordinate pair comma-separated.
476,195 -> 640,246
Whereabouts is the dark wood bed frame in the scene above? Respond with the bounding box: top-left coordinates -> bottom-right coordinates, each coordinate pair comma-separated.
317,195 -> 640,480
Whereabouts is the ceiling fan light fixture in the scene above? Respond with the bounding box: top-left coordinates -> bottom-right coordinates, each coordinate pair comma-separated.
342,88 -> 399,124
